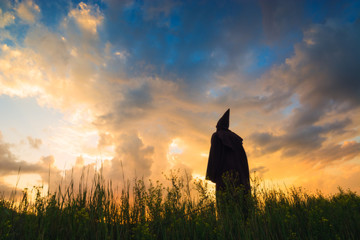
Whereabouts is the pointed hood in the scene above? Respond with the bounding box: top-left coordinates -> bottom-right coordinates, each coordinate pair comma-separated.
216,109 -> 230,130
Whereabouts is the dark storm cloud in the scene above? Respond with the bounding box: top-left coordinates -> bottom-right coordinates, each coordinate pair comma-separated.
258,18 -> 360,115
282,19 -> 360,129
300,23 -> 360,107
250,17 -> 360,164
251,119 -> 352,156
259,0 -> 359,42
272,18 -> 359,108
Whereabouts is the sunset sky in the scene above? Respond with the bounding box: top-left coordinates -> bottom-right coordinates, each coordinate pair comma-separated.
0,0 -> 359,195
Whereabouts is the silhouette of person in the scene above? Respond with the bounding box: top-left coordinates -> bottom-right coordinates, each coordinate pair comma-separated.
206,109 -> 250,213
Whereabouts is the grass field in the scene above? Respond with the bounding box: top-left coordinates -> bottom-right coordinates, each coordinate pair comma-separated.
0,171 -> 359,240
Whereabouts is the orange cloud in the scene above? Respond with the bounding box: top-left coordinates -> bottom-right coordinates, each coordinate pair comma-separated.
67,2 -> 104,35
15,0 -> 40,23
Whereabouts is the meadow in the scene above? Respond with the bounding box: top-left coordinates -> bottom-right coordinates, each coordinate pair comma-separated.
0,170 -> 359,240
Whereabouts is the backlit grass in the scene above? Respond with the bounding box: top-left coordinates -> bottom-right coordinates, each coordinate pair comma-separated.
0,170 -> 359,239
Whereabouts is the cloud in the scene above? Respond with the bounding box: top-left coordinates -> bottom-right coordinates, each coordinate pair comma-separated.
0,132 -> 61,193
0,133 -> 38,175
15,0 -> 40,23
0,43 -> 44,97
250,18 -> 360,166
0,9 -> 15,28
0,20 -> 106,107
0,132 -> 54,175
41,155 -> 55,166
104,0 -> 263,86
294,22 -> 360,108
251,118 -> 353,155
259,0 -> 359,47
67,2 -> 104,34
27,136 -> 42,149
111,131 -> 154,179
262,19 -> 360,111
259,0 -> 305,43
250,166 -> 268,177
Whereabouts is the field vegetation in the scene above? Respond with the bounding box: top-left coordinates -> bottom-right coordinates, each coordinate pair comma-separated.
0,170 -> 359,240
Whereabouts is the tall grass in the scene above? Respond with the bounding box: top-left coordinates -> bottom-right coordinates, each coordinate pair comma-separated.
0,170 -> 359,240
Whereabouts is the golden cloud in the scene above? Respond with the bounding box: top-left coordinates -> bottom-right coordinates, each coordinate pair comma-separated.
68,2 -> 104,35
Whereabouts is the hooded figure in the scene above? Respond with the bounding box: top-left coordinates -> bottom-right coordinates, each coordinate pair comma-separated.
206,109 -> 250,195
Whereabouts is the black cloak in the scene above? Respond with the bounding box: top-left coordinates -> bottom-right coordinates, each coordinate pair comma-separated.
206,109 -> 250,193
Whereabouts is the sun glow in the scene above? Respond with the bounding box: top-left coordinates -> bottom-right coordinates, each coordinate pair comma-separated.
3,174 -> 44,190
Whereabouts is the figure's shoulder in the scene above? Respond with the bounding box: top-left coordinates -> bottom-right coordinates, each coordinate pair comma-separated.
211,132 -> 221,142
211,132 -> 218,139
228,130 -> 243,142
